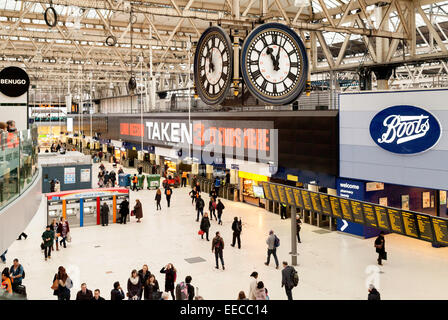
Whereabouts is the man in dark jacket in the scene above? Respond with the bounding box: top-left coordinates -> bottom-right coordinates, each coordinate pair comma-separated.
196,195 -> 205,222
216,199 -> 225,225
111,281 -> 125,300
368,284 -> 381,300
185,276 -> 195,300
374,231 -> 386,265
231,217 -> 242,249
165,186 -> 173,208
119,199 -> 129,224
42,225 -> 54,261
212,232 -> 225,270
281,261 -> 295,301
76,283 -> 93,300
92,289 -> 105,301
100,202 -> 109,226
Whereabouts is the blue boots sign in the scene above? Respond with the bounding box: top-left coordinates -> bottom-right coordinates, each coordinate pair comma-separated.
369,105 -> 442,155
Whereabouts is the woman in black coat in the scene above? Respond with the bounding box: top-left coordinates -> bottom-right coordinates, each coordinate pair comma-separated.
119,199 -> 129,224
200,212 -> 211,241
127,270 -> 141,300
144,274 -> 160,300
138,265 -> 151,299
160,263 -> 177,300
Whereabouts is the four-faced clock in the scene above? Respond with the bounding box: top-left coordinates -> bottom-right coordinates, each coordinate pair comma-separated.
241,23 -> 308,105
194,26 -> 233,105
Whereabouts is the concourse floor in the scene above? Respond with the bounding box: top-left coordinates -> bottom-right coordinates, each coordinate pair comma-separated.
4,162 -> 448,300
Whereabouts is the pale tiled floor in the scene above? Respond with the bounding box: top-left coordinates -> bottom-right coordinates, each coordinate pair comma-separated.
4,162 -> 448,300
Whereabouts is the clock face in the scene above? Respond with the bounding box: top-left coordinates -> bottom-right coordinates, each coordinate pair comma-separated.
194,26 -> 233,105
241,23 -> 308,105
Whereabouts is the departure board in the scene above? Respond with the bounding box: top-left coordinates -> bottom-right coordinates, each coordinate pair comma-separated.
284,187 -> 296,207
416,214 -> 434,242
388,208 -> 404,234
362,203 -> 378,228
431,217 -> 448,245
301,190 -> 312,211
339,198 -> 353,221
262,183 -> 272,201
402,211 -> 419,238
374,206 -> 390,231
310,192 -> 322,214
269,184 -> 279,202
319,194 -> 332,216
293,189 -> 304,209
350,200 -> 365,224
329,196 -> 342,218
277,185 -> 287,205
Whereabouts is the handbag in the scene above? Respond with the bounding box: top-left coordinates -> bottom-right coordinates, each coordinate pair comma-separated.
66,233 -> 72,243
382,251 -> 388,260
51,279 -> 59,291
198,230 -> 204,235
153,291 -> 162,300
40,243 -> 45,250
131,210 -> 135,216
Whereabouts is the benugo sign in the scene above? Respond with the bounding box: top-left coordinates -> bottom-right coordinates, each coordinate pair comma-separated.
369,105 -> 442,155
0,66 -> 30,97
119,119 -> 273,153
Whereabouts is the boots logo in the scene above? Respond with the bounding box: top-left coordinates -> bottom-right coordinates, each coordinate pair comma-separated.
369,105 -> 442,155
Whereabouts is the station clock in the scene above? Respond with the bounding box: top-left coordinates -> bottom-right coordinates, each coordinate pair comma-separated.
241,23 -> 308,105
194,26 -> 233,105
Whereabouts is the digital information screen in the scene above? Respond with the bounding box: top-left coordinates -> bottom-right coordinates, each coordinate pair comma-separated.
269,184 -> 279,202
339,198 -> 353,221
329,196 -> 342,219
262,183 -> 272,201
388,208 -> 404,234
362,203 -> 378,228
293,189 -> 304,209
402,211 -> 419,238
284,187 -> 296,207
310,192 -> 322,214
374,206 -> 390,231
432,217 -> 448,245
416,214 -> 434,242
301,190 -> 313,211
319,194 -> 332,216
277,185 -> 288,205
350,200 -> 365,224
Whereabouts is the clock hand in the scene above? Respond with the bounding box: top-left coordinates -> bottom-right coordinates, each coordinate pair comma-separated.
207,49 -> 214,73
266,46 -> 277,68
274,48 -> 281,71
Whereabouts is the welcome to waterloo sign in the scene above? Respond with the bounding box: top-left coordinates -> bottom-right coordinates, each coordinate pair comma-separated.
369,105 -> 442,155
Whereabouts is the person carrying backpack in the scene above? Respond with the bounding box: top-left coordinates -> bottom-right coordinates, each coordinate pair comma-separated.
264,230 -> 279,269
209,198 -> 217,220
132,174 -> 138,192
175,280 -> 189,300
196,195 -> 205,222
165,186 -> 173,208
216,199 -> 225,225
231,217 -> 242,249
281,261 -> 298,300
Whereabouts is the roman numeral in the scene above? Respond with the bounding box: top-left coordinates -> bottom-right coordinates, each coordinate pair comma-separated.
287,72 -> 296,82
223,60 -> 229,68
272,34 -> 277,45
252,69 -> 261,80
199,64 -> 205,71
261,37 -> 268,47
273,83 -> 277,94
249,60 -> 258,66
260,79 -> 268,91
206,82 -> 211,93
222,72 -> 228,82
290,62 -> 298,68
280,36 -> 287,48
288,50 -> 296,57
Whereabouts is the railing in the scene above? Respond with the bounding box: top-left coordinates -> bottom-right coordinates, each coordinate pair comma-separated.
0,126 -> 39,211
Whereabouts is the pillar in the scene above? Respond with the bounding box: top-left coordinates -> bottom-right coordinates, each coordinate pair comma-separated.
372,66 -> 393,90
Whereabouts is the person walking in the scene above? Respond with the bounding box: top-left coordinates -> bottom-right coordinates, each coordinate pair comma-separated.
9,258 -> 24,293
111,281 -> 125,301
280,203 -> 287,220
181,171 -> 188,187
57,217 -> 70,249
160,263 -> 177,300
144,274 -> 160,300
155,189 -> 162,210
209,188 -> 217,201
281,261 -> 296,301
216,199 -> 225,225
200,213 -> 211,241
138,265 -> 151,299
127,270 -> 141,300
212,231 -> 225,270
296,215 -> 302,243
209,198 -> 217,221
231,217 -> 242,249
196,181 -> 201,193
189,187 -> 198,206
255,281 -> 267,300
134,199 -> 143,223
131,174 -> 138,192
100,202 -> 109,226
76,283 -> 93,300
165,186 -> 172,208
119,198 -> 129,224
196,195 -> 205,222
50,218 -> 60,251
52,266 -> 72,300
368,284 -> 381,300
249,272 -> 258,300
214,177 -> 221,196
375,231 -> 386,266
265,230 -> 279,269
42,225 -> 54,261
